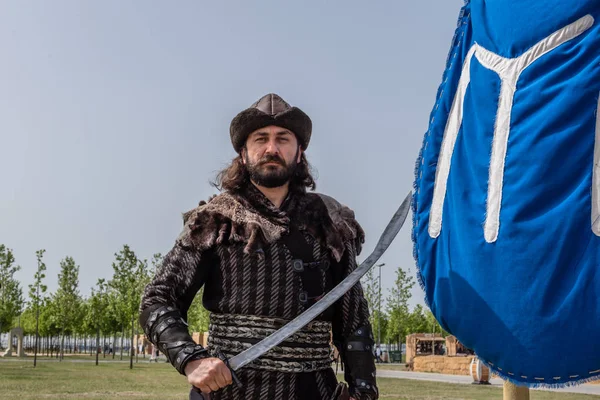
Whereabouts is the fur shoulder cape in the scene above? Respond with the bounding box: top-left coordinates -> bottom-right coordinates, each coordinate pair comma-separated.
177,190 -> 364,262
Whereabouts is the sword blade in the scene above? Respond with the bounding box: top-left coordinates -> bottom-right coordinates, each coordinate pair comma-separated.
227,190 -> 412,371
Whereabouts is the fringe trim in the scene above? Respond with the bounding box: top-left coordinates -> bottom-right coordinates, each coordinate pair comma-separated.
478,357 -> 600,389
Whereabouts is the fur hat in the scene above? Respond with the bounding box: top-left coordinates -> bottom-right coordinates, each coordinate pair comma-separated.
230,93 -> 312,153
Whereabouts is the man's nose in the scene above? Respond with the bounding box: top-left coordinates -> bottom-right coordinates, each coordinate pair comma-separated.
264,139 -> 280,155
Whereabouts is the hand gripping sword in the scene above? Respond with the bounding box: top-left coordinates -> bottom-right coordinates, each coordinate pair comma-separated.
206,191 -> 412,389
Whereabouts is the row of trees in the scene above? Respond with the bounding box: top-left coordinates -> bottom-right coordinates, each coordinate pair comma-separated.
1,243 -> 442,367
0,244 -> 211,368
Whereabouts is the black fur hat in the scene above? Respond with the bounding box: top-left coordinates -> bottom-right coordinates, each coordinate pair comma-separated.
230,93 -> 312,153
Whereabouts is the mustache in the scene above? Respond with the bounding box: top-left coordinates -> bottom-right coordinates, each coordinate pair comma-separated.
258,155 -> 285,166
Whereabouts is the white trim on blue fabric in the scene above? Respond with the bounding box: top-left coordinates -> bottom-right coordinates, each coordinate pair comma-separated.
428,15 -> 594,242
428,46 -> 478,239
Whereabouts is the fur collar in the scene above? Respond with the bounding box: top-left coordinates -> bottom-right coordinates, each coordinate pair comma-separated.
177,185 -> 364,262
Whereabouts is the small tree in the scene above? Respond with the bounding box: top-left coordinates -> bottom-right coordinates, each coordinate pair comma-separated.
109,245 -> 150,368
0,245 -> 24,336
360,268 -> 379,332
29,249 -> 48,367
55,256 -> 81,360
38,297 -> 60,357
150,253 -> 163,274
187,287 -> 210,333
425,309 -> 449,337
87,279 -> 109,365
385,266 -> 415,348
370,309 -> 389,350
405,304 -> 429,335
131,257 -> 151,367
19,306 -> 37,335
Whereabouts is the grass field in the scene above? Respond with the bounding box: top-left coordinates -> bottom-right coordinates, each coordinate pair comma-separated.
0,358 -> 597,400
377,363 -> 409,372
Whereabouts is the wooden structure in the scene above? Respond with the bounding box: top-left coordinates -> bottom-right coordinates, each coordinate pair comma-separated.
405,333 -> 448,367
470,357 -> 491,384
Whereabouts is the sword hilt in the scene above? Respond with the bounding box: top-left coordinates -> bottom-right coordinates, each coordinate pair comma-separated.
215,347 -> 243,388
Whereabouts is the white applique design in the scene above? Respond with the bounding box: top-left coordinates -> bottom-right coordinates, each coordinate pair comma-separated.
428,15 -> 594,243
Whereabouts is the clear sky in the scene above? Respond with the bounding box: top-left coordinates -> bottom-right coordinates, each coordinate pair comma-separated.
0,0 -> 464,309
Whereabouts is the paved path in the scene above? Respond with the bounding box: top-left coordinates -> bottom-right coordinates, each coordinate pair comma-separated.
377,369 -> 600,396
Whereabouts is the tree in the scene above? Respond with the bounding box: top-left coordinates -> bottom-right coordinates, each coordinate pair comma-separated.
90,278 -> 118,359
360,268 -> 379,332
109,245 -> 150,368
78,298 -> 93,352
385,266 -> 415,347
87,279 -> 109,365
406,304 -> 429,334
387,308 -> 409,347
131,257 -> 151,367
109,247 -> 134,361
370,309 -> 389,349
425,309 -> 449,337
135,258 -> 152,309
0,245 -> 24,335
150,253 -> 163,274
29,249 -> 48,367
361,265 -> 391,347
71,295 -> 87,354
187,287 -> 210,333
38,297 -> 60,357
55,256 -> 81,360
19,306 -> 37,335
386,267 -> 415,312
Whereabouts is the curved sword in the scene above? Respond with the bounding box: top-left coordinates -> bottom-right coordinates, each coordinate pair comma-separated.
226,190 -> 412,375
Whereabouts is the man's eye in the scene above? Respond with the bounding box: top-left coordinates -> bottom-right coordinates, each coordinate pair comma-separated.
256,138 -> 266,142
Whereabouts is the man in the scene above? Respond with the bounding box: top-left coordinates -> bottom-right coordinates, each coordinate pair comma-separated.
139,93 -> 378,399
149,343 -> 159,363
375,346 -> 382,363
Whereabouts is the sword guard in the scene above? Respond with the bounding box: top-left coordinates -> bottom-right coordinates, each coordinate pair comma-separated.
215,347 -> 243,389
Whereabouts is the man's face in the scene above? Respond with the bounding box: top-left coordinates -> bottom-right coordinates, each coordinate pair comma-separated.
242,125 -> 302,188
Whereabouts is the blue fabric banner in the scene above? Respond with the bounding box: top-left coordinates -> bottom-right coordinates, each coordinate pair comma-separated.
412,0 -> 600,387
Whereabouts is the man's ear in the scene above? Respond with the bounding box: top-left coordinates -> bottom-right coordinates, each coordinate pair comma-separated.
241,147 -> 247,165
296,146 -> 302,163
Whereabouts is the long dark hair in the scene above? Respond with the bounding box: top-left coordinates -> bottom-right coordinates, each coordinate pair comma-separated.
212,152 -> 316,193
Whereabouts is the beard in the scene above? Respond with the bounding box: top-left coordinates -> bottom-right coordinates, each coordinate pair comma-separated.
246,153 -> 298,188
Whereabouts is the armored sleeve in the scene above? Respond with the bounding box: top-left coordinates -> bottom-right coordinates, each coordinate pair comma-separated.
138,239 -> 213,375
332,241 -> 378,400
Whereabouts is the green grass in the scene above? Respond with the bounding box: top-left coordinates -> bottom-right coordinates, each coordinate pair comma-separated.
375,363 -> 409,371
12,353 -> 137,362
374,378 -> 598,400
0,359 -> 187,400
0,359 -> 597,400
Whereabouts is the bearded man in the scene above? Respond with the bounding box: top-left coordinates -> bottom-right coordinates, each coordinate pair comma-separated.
139,93 -> 378,400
